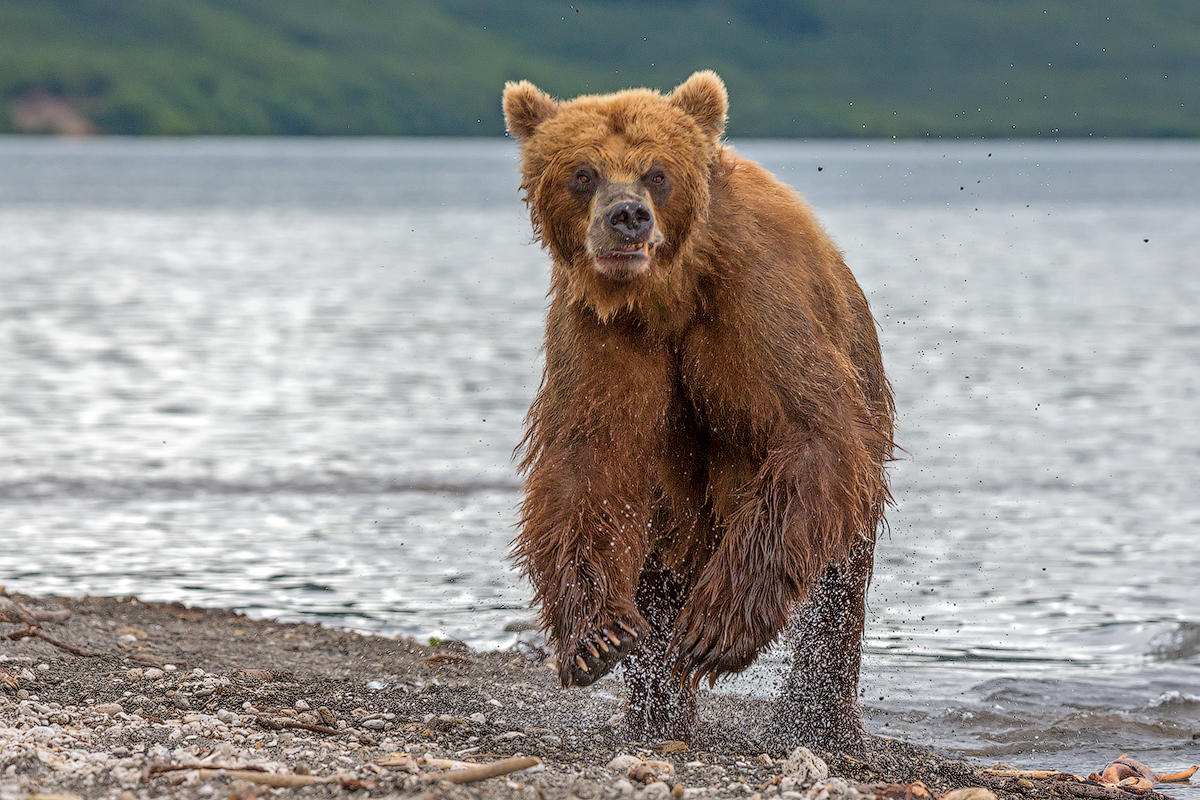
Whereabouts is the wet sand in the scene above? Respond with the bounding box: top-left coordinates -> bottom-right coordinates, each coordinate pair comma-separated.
0,593 -> 1183,800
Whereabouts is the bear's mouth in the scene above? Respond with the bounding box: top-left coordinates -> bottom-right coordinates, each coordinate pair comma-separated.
593,243 -> 653,280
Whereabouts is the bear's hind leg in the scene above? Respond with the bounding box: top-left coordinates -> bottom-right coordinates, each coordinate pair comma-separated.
622,567 -> 696,742
769,534 -> 875,756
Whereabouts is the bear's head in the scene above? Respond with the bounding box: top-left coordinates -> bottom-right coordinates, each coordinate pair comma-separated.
503,71 -> 727,320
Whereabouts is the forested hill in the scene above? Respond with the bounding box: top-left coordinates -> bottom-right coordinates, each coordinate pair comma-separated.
1,0 -> 1197,137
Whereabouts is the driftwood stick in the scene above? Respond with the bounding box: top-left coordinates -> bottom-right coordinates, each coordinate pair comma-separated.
1055,782 -> 1167,800
150,765 -> 364,788
148,764 -> 269,775
977,774 -> 1171,800
419,756 -> 474,770
192,769 -> 337,787
4,626 -> 99,657
422,755 -> 541,784
255,715 -> 343,736
1157,767 -> 1198,783
0,596 -> 72,625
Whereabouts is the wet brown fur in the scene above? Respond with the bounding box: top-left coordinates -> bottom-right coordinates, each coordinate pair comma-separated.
504,71 -> 895,751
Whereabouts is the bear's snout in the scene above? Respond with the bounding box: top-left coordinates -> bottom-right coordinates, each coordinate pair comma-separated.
606,200 -> 654,241
589,186 -> 663,281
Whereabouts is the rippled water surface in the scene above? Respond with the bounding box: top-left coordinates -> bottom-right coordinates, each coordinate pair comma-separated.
1,137 -> 1196,786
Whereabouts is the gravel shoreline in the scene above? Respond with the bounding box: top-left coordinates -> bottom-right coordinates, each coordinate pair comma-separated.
0,593 -> 1178,800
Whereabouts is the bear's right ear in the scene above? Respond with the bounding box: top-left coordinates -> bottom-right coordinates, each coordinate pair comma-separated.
670,70 -> 728,141
503,80 -> 558,141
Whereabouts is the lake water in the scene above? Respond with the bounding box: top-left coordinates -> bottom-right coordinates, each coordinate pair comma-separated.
1,137 -> 1197,786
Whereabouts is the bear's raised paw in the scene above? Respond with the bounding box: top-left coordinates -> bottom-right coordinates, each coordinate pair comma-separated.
560,619 -> 644,688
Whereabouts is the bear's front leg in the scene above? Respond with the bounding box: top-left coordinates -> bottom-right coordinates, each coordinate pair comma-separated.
671,432 -> 881,697
516,448 -> 654,688
513,304 -> 673,689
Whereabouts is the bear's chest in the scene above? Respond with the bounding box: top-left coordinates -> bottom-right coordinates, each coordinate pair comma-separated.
670,323 -> 773,451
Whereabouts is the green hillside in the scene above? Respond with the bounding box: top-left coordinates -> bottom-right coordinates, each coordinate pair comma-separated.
1,0 -> 1197,137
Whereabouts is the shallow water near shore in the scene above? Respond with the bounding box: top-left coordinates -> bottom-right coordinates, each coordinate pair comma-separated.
1,137 -> 1197,790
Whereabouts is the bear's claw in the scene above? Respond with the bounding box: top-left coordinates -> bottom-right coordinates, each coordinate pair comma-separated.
670,599 -> 763,689
561,619 -> 645,688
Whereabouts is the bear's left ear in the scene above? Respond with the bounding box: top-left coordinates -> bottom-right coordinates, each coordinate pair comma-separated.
670,70 -> 727,140
503,80 -> 559,141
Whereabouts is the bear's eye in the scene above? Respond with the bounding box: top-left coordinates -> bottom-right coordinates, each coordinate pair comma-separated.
650,172 -> 666,185
574,169 -> 593,186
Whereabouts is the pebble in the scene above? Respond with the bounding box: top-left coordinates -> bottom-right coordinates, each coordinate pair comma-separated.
470,712 -> 487,724
942,790 -> 997,800
360,718 -> 386,730
37,663 -> 50,672
609,754 -> 642,771
642,781 -> 672,799
143,668 -> 164,680
802,778 -> 861,800
629,760 -> 675,785
93,703 -> 123,715
783,747 -> 829,782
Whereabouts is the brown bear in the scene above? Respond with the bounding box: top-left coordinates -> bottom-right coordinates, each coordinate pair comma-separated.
503,71 -> 894,753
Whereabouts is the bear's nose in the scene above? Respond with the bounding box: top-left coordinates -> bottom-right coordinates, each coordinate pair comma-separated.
606,201 -> 653,240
